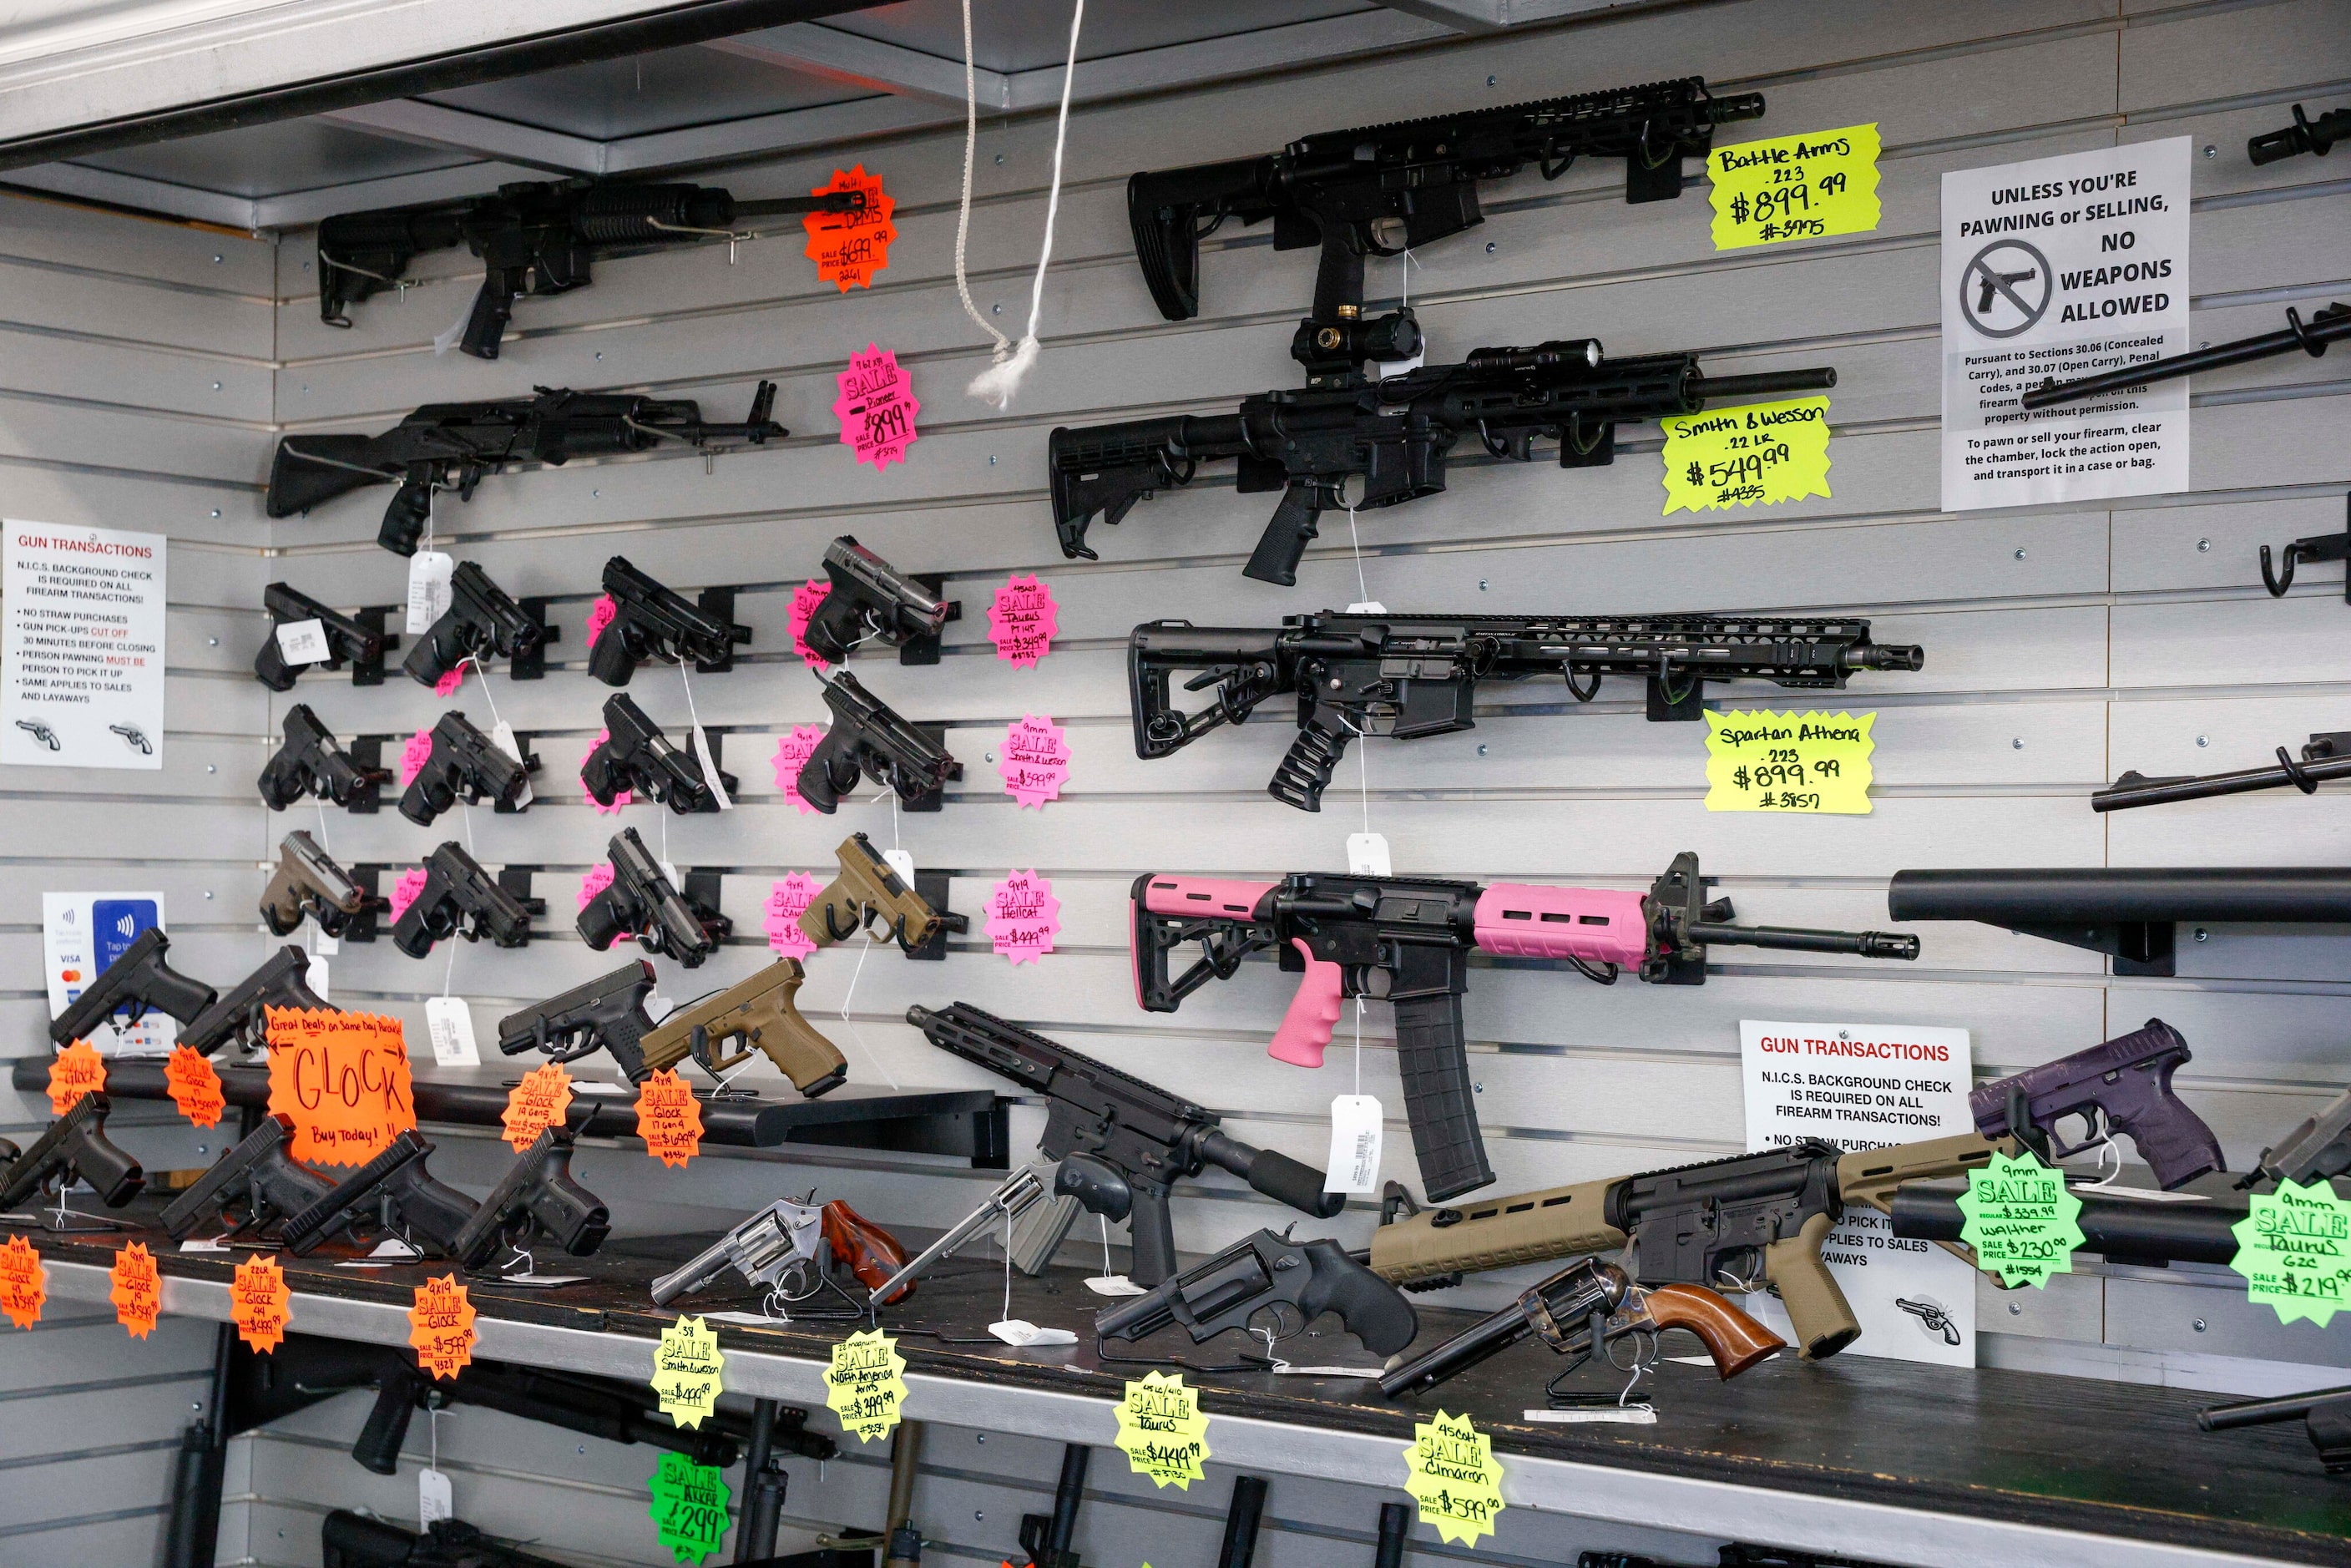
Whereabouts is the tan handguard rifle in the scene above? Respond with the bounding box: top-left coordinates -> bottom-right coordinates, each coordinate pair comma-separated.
800,832 -> 967,955
638,957 -> 848,1097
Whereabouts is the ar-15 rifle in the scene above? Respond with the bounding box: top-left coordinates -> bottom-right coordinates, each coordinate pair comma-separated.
2096,728 -> 2351,812
255,584 -> 393,689
392,842 -> 543,958
2251,102 -> 2348,164
267,386 -> 783,556
49,926 -> 215,1046
402,561 -> 551,685
1131,611 -> 1924,807
802,535 -> 960,664
799,671 -> 961,812
576,827 -> 726,965
1376,1257 -> 1780,1398
316,177 -> 863,355
1052,344 -> 1834,585
159,1113 -> 336,1240
1094,1227 -> 1419,1361
1135,853 -> 1916,1201
281,1130 -> 481,1257
179,946 -> 331,1057
906,1003 -> 1343,1287
261,830 -> 382,938
2020,301 -> 2347,412
448,1127 -> 610,1273
0,1094 -> 144,1210
260,704 -> 391,809
582,693 -> 732,813
322,1512 -> 571,1568
588,555 -> 753,685
801,832 -> 966,954
498,960 -> 661,1081
1128,77 -> 1762,389
399,711 -> 536,826
637,957 -> 847,1097
650,1196 -> 911,1308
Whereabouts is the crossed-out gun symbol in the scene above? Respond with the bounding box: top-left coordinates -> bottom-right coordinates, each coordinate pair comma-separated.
1974,266 -> 2038,314
1897,1296 -> 1963,1346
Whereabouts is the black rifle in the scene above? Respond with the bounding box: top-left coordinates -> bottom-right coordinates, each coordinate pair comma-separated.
582,693 -> 732,813
159,1114 -> 336,1240
255,584 -> 392,689
399,711 -> 537,826
1094,1228 -> 1418,1360
261,830 -> 378,938
1051,343 -> 1834,585
588,555 -> 753,685
2202,1384 -> 2351,1475
496,959 -> 661,1083
2020,301 -> 2347,411
282,1130 -> 480,1257
1018,1444 -> 1090,1568
803,535 -> 959,664
799,671 -> 961,812
267,385 -> 783,556
322,1512 -> 572,1568
1129,77 -> 1762,388
260,704 -> 391,809
392,842 -> 543,958
448,1127 -> 610,1272
402,561 -> 552,685
2096,730 -> 2351,812
1216,1476 -> 1269,1568
2250,102 -> 2348,164
49,926 -> 215,1045
1132,612 -> 1922,809
316,177 -> 863,355
179,946 -> 331,1056
1581,1547 -> 1890,1568
905,1003 -> 1342,1287
577,828 -> 726,965
0,1094 -> 144,1210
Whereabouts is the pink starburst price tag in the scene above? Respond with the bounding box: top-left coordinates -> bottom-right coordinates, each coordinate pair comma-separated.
577,863 -> 614,910
833,344 -> 918,470
987,574 -> 1058,667
985,871 -> 1060,966
387,868 -> 429,924
765,874 -> 822,959
771,726 -> 827,815
584,595 -> 617,648
434,665 -> 466,697
399,729 -> 433,786
789,579 -> 832,670
999,715 -> 1069,809
583,730 -> 630,815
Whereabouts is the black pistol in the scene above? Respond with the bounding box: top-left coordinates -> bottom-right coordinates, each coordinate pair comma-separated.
799,671 -> 960,812
281,1130 -> 481,1257
255,584 -> 393,690
402,561 -> 553,685
397,711 -> 537,826
496,960 -> 662,1083
159,1113 -> 336,1239
581,693 -> 732,814
392,842 -> 542,958
802,535 -> 959,664
0,1095 -> 145,1211
49,927 -> 215,1047
448,1128 -> 611,1273
576,828 -> 726,966
177,946 -> 331,1057
260,705 -> 391,809
588,556 -> 751,686
1094,1228 -> 1418,1358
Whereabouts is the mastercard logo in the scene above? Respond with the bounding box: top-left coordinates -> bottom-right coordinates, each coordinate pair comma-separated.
59,969 -> 79,983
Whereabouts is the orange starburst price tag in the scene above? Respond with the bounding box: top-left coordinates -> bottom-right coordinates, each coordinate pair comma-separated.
634,1070 -> 705,1169
501,1062 -> 574,1151
165,1045 -> 226,1129
111,1242 -> 161,1338
46,1039 -> 105,1113
0,1235 -> 45,1329
409,1274 -> 477,1379
802,165 -> 895,291
265,1007 -> 416,1165
230,1255 -> 290,1353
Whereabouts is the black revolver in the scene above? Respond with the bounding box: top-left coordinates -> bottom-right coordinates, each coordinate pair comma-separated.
799,671 -> 961,812
159,1113 -> 336,1239
582,693 -> 732,814
0,1094 -> 146,1211
397,711 -> 536,826
587,556 -> 751,686
496,959 -> 661,1082
1095,1228 -> 1419,1360
576,829 -> 726,966
282,1130 -> 481,1257
402,561 -> 552,686
49,927 -> 215,1047
802,534 -> 959,665
260,705 -> 391,810
449,1128 -> 610,1273
392,842 -> 542,958
255,584 -> 394,690
178,946 -> 331,1057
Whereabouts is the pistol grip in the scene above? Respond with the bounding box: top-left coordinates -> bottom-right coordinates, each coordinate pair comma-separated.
765,989 -> 849,1098
1241,482 -> 1324,588
1640,1282 -> 1785,1379
2121,1102 -> 2227,1190
1762,1211 -> 1861,1360
1267,939 -> 1342,1068
798,883 -> 862,949
260,869 -> 303,936
824,1201 -> 913,1300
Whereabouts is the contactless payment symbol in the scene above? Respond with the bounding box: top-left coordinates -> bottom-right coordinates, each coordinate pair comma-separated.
1959,240 -> 2051,338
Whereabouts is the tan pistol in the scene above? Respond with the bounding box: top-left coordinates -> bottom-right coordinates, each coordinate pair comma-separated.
640,957 -> 847,1098
800,832 -> 966,954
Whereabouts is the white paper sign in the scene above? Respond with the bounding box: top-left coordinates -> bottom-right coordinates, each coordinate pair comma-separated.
306,953 -> 329,1004
424,995 -> 481,1066
3,522 -> 166,769
1738,1019 -> 1978,1367
274,620 -> 329,666
417,1467 -> 453,1526
1345,832 -> 1391,877
1324,1094 -> 1384,1193
1940,138 -> 2191,509
43,892 -> 174,1053
405,550 -> 455,635
692,724 -> 732,810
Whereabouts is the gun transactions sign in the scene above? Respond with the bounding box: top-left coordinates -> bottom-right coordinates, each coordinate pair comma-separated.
3,521 -> 166,769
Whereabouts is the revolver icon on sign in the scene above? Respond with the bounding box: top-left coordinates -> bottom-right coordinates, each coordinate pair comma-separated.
1897,1297 -> 1962,1347
14,719 -> 59,751
109,724 -> 152,755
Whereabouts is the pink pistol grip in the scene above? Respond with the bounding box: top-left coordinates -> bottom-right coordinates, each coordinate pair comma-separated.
1268,938 -> 1344,1069
1474,883 -> 1649,968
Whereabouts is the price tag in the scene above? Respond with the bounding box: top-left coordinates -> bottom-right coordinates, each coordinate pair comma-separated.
418,1468 -> 453,1527
1346,832 -> 1392,878
771,726 -> 827,814
405,550 -> 455,635
882,849 -> 917,886
985,870 -> 1060,966
46,1039 -> 105,1113
764,874 -> 821,959
1344,600 -> 1389,615
2230,1178 -> 2351,1328
999,715 -> 1069,808
265,1008 -> 416,1166
1957,1150 -> 2084,1289
1708,123 -> 1882,250
1704,711 -> 1876,814
691,725 -> 732,810
491,721 -> 533,808
306,953 -> 330,1004
164,1046 -> 226,1127
388,867 -> 429,924
648,1452 -> 732,1566
635,1070 -> 705,1168
311,928 -> 339,957
274,620 -> 329,666
986,574 -> 1059,667
110,1242 -> 160,1338
833,343 -> 919,470
651,1316 -> 726,1429
660,859 -> 684,891
1403,1410 -> 1505,1546
231,1254 -> 290,1353
0,1235 -> 45,1329
824,1328 -> 908,1444
501,1062 -> 574,1151
1661,396 -> 1833,514
801,164 -> 897,291
408,1275 -> 477,1379
1324,1095 -> 1384,1194
1085,1276 -> 1148,1297
424,996 -> 481,1067
1114,1371 -> 1210,1490
788,579 -> 832,670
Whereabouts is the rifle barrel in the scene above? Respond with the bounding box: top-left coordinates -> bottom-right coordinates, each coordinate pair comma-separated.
2021,303 -> 2348,409
1699,367 -> 1838,403
2095,751 -> 2351,811
2200,1384 -> 2351,1432
1686,922 -> 1919,959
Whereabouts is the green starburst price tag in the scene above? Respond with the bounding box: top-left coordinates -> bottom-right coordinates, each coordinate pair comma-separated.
1660,396 -> 1832,514
1704,711 -> 1875,813
2230,1178 -> 2351,1327
1958,1150 -> 2083,1288
1113,1370 -> 1210,1489
1402,1410 -> 1504,1547
824,1329 -> 908,1444
647,1452 -> 731,1565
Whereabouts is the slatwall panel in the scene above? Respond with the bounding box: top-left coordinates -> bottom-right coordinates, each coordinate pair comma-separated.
0,193 -> 278,1562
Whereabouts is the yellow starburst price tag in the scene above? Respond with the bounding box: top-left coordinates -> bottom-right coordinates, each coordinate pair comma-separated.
1704,711 -> 1875,813
650,1316 -> 725,1429
824,1329 -> 908,1444
1113,1370 -> 1210,1490
2231,1179 -> 2351,1328
1707,124 -> 1881,250
1660,397 -> 1832,514
1402,1411 -> 1504,1547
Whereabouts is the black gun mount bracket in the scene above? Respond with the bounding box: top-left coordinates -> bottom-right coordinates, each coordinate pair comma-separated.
496,866 -> 549,945
351,607 -> 400,686
495,734 -> 544,813
511,598 -> 560,680
2260,493 -> 2351,600
1646,675 -> 1706,722
342,865 -> 385,944
2007,918 -> 2178,976
345,736 -> 390,813
904,724 -> 963,813
908,871 -> 966,962
695,586 -> 745,675
901,574 -> 958,666
680,869 -> 728,932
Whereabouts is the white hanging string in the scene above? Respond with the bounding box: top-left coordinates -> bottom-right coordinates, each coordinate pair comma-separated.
1346,504 -> 1370,608
950,0 -> 1010,364
312,797 -> 333,857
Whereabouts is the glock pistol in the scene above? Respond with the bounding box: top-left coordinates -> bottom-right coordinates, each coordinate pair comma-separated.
449,1128 -> 610,1273
281,1130 -> 481,1257
1094,1227 -> 1419,1358
255,584 -> 392,690
582,693 -> 733,814
798,672 -> 960,812
576,828 -> 726,966
260,705 -> 391,809
392,842 -> 542,958
802,535 -> 959,664
402,561 -> 551,685
49,926 -> 216,1046
159,1113 -> 336,1239
398,710 -> 536,826
262,830 -> 381,938
178,946 -> 331,1057
498,959 -> 660,1082
1,1094 -> 145,1211
800,832 -> 965,954
588,556 -> 751,686
638,957 -> 847,1096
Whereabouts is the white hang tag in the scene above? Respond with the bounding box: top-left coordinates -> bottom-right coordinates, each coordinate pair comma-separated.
180,1238 -> 229,1253
306,953 -> 330,1003
418,1468 -> 454,1525
646,993 -> 676,1024
370,1238 -> 422,1260
490,721 -> 533,807
424,995 -> 480,1066
883,849 -> 917,886
2077,1183 -> 2206,1203
1344,601 -> 1389,615
1346,832 -> 1391,878
1524,1405 -> 1657,1425
275,620 -> 329,666
311,928 -> 339,958
692,725 -> 733,810
1272,1364 -> 1384,1378
574,1081 -> 631,1096
1084,1276 -> 1147,1298
432,291 -> 474,356
1324,1095 -> 1384,1193
405,551 -> 455,635
659,858 -> 684,889
500,1272 -> 590,1288
988,1319 -> 1079,1348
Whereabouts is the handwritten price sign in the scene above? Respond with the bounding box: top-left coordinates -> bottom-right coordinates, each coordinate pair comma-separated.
165,1045 -> 225,1128
986,574 -> 1059,666
801,165 -> 896,291
1704,711 -> 1875,814
765,874 -> 822,959
46,1039 -> 104,1113
1708,124 -> 1881,249
772,726 -> 826,814
1661,396 -> 1832,514
1114,1371 -> 1209,1489
999,715 -> 1069,807
650,1453 -> 732,1565
985,871 -> 1061,965
1403,1411 -> 1504,1547
1958,1151 -> 2083,1289
2231,1179 -> 2351,1328
408,1275 -> 477,1379
265,1008 -> 417,1165
825,1329 -> 908,1444
834,344 -> 918,469
789,579 -> 833,669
